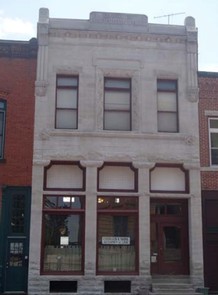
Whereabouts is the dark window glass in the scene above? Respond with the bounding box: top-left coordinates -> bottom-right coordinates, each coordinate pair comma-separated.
55,76 -> 78,129
9,242 -> 23,267
209,119 -> 218,165
11,195 -> 25,233
0,99 -> 6,159
97,196 -> 137,210
157,80 -> 178,132
97,196 -> 138,273
163,226 -> 181,261
104,78 -> 131,131
42,195 -> 84,273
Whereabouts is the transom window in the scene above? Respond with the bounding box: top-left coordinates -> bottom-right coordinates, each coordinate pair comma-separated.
0,99 -> 6,159
209,118 -> 218,165
157,80 -> 178,132
104,78 -> 131,131
55,76 -> 78,129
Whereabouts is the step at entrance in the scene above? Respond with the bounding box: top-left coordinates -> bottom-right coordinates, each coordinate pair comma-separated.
150,276 -> 201,295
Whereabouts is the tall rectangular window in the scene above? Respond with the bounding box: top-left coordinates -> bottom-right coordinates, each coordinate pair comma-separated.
41,195 -> 85,274
157,80 -> 178,132
209,118 -> 218,165
55,76 -> 78,129
97,196 -> 138,274
104,78 -> 131,131
0,99 -> 6,159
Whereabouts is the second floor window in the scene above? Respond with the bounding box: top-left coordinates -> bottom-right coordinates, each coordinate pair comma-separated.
104,78 -> 131,131
209,118 -> 218,165
157,80 -> 178,132
0,99 -> 6,159
55,76 -> 78,129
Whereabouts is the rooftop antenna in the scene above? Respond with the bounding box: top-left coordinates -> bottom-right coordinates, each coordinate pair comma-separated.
154,12 -> 185,24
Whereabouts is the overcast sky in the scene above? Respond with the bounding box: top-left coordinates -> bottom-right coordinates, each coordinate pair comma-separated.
1,0 -> 217,72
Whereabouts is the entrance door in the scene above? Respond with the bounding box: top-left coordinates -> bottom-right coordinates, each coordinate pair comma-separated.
1,187 -> 31,293
150,199 -> 189,275
5,238 -> 29,293
202,193 -> 218,292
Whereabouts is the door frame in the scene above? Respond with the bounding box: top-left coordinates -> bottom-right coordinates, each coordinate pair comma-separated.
150,198 -> 189,275
0,186 -> 31,293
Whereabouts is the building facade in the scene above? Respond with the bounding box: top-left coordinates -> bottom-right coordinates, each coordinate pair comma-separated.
29,8 -> 204,294
198,71 -> 218,293
0,39 -> 37,293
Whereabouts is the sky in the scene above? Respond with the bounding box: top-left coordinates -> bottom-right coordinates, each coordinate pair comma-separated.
0,0 -> 218,72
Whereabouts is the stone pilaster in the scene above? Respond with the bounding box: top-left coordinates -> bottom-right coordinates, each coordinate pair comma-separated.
80,160 -> 103,276
133,162 -> 154,278
28,161 -> 48,293
185,16 -> 198,103
187,167 -> 204,287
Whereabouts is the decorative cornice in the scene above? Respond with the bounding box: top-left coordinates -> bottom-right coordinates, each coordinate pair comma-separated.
0,38 -> 37,58
40,129 -> 198,143
33,159 -> 51,166
183,162 -> 200,170
132,161 -> 155,169
49,29 -> 186,44
35,80 -> 48,97
187,87 -> 199,102
80,160 -> 103,168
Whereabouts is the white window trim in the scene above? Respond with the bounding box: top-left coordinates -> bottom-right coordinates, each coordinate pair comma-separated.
208,117 -> 218,166
0,100 -> 6,159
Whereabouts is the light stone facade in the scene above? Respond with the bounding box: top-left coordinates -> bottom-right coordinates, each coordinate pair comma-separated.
29,8 -> 204,294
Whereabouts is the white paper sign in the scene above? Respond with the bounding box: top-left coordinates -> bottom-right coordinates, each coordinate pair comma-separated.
102,236 -> 130,245
60,236 -> 69,245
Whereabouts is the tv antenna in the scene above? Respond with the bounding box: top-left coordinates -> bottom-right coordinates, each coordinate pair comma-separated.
154,12 -> 185,24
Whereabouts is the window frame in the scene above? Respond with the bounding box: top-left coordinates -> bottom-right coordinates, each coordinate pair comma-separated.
97,162 -> 138,192
208,117 -> 218,166
104,77 -> 132,131
96,196 -> 139,275
149,163 -> 189,194
43,161 -> 86,191
55,75 -> 79,129
41,195 -> 85,275
157,79 -> 178,133
0,99 -> 6,160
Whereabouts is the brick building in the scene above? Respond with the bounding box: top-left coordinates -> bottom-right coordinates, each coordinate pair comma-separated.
0,39 -> 37,293
198,71 -> 218,293
28,8 -> 204,294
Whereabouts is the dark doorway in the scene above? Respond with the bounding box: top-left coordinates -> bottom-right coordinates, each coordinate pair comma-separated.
150,199 -> 189,275
202,192 -> 218,292
0,187 -> 31,293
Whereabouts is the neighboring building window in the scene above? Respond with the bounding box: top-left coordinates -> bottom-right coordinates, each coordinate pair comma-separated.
97,196 -> 138,274
41,195 -> 85,274
0,99 -> 6,159
55,76 -> 78,129
104,78 -> 131,131
157,80 -> 178,132
209,118 -> 218,165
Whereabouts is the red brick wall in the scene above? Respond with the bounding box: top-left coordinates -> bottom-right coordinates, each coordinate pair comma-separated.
0,57 -> 36,186
199,74 -> 218,190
